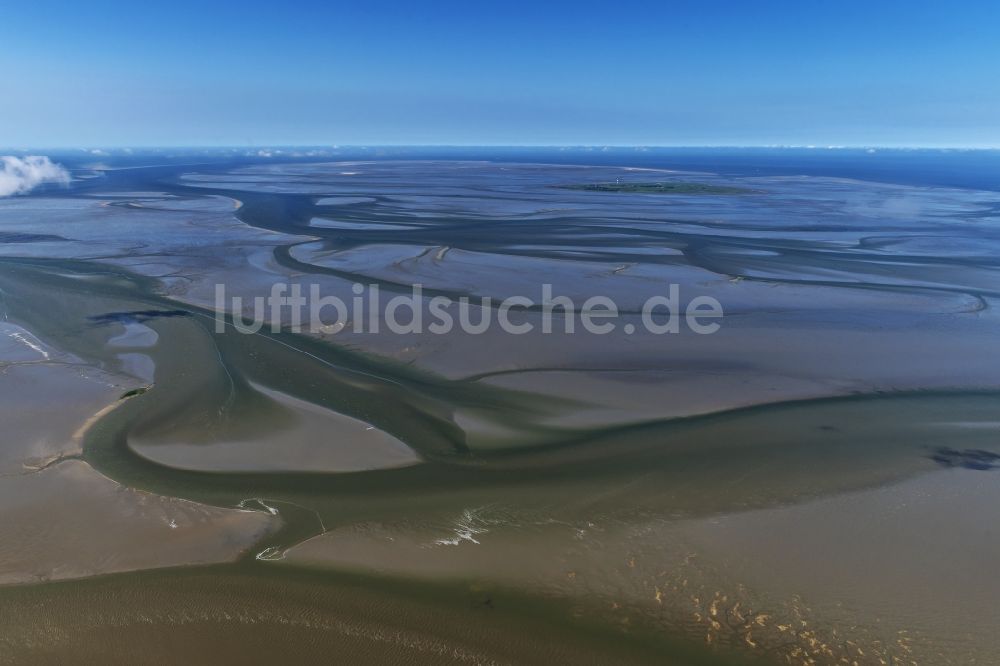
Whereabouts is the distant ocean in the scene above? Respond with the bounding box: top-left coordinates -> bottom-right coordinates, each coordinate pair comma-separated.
43,146 -> 1000,193
421,147 -> 1000,192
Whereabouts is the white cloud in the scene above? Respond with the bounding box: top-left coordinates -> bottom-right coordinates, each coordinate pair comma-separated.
0,156 -> 71,197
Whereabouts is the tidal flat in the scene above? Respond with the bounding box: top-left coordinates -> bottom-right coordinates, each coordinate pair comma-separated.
1,149 -> 999,664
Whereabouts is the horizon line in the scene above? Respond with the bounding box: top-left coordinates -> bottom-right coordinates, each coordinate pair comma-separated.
4,144 -> 1000,152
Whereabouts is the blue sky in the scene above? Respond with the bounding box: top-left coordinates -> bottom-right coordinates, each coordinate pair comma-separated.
2,0 -> 998,147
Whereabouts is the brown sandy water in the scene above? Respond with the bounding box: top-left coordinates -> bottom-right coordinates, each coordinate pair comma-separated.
0,566 -> 742,666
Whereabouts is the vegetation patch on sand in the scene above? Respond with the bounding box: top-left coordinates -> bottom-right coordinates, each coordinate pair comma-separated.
556,181 -> 757,195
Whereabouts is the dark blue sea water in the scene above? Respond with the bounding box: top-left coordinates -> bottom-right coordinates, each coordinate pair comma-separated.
42,146 -> 1000,193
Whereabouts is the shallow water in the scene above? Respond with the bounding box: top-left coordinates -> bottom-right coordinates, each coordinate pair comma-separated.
1,151 -> 999,664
